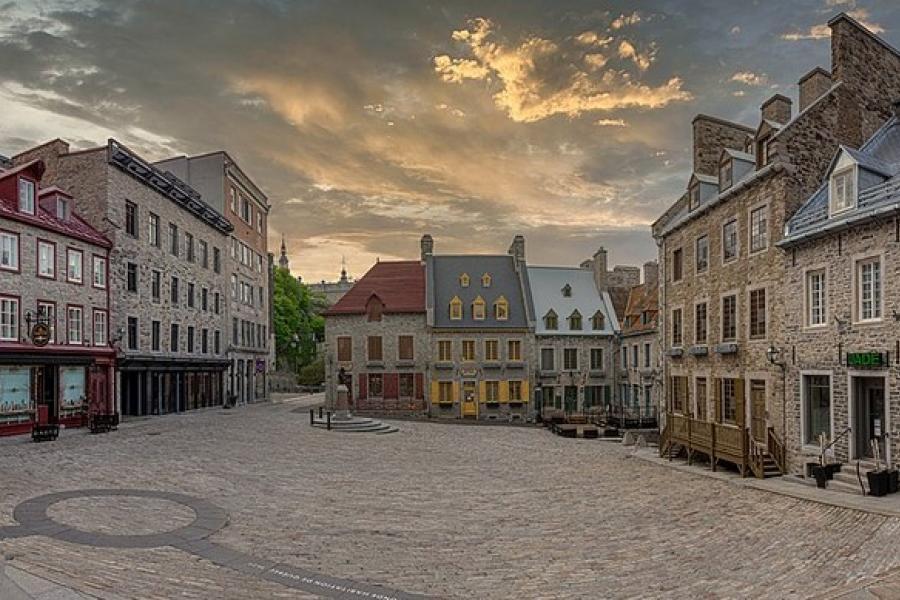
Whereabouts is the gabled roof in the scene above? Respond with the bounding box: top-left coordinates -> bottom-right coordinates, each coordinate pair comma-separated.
722,148 -> 754,163
323,261 -> 425,316
621,282 -> 658,336
527,266 -> 618,336
689,173 -> 718,186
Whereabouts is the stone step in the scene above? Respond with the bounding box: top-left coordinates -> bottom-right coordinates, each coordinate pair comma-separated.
310,417 -> 398,435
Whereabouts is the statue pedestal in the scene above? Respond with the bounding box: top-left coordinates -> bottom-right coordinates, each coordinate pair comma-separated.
334,384 -> 352,421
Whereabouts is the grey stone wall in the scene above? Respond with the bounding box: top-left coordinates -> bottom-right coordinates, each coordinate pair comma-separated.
692,115 -> 754,176
535,334 -> 615,411
621,330 -> 662,418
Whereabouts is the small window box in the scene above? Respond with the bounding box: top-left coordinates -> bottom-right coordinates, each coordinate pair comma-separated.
689,345 -> 709,356
714,342 -> 739,355
667,347 -> 684,358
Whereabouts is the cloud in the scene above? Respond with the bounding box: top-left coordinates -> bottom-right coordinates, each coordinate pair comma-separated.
574,31 -> 612,47
594,118 -> 628,127
730,71 -> 768,86
434,17 -> 689,123
610,12 -> 641,30
782,8 -> 883,40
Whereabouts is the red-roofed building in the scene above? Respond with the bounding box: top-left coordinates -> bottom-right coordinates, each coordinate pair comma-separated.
323,261 -> 428,415
0,159 -> 115,436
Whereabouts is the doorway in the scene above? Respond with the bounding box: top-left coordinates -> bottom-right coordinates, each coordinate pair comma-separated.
564,386 -> 578,414
750,379 -> 767,443
853,376 -> 886,460
461,381 -> 477,418
34,366 -> 58,424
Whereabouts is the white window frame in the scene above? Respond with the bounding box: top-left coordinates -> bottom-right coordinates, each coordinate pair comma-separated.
829,165 -> 857,216
67,306 -> 83,345
66,248 -> 83,283
93,309 -> 108,346
695,235 -> 709,274
0,296 -> 19,341
37,240 -> 55,278
804,266 -> 827,328
0,231 -> 19,271
722,217 -> 739,264
748,202 -> 769,255
18,178 -> 35,214
92,256 -> 107,289
854,254 -> 883,323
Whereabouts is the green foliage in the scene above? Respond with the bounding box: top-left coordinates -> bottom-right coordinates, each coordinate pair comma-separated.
298,356 -> 325,386
273,267 -> 324,370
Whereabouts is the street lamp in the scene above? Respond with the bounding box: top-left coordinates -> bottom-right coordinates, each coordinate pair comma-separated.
766,345 -> 783,366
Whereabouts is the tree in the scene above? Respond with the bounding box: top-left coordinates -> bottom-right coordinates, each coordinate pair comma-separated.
273,267 -> 324,371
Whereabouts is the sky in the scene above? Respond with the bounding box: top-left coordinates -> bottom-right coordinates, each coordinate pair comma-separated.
1,0 -> 898,283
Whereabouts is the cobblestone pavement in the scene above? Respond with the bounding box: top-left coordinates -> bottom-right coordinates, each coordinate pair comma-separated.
3,401 -> 900,599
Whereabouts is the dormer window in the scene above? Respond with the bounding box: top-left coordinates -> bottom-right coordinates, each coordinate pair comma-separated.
366,295 -> 384,322
481,273 -> 491,287
449,296 -> 463,320
719,159 -> 732,191
568,310 -> 582,331
757,135 -> 772,168
459,273 -> 470,287
472,296 -> 486,320
689,183 -> 700,211
544,310 -> 558,330
830,167 -> 856,215
591,311 -> 605,331
561,284 -> 572,297
18,178 -> 35,214
494,296 -> 508,320
56,197 -> 68,220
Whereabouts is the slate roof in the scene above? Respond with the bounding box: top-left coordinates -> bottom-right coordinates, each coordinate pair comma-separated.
323,261 -> 425,316
0,160 -> 111,248
527,266 -> 618,336
723,148 -> 754,163
782,116 -> 900,245
427,255 -> 531,329
621,282 -> 659,336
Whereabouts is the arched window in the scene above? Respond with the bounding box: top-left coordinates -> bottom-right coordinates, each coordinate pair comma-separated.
569,310 -> 582,331
544,310 -> 558,330
481,273 -> 492,287
449,296 -> 463,320
366,294 -> 384,322
561,284 -> 572,297
459,273 -> 470,287
591,311 -> 605,331
494,296 -> 509,320
472,295 -> 486,320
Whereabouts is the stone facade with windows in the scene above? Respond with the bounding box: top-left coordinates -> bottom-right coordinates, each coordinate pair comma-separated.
0,159 -> 115,436
652,13 -> 900,475
620,262 -> 661,425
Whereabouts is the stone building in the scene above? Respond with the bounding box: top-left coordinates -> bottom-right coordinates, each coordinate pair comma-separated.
156,151 -> 272,403
424,235 -> 536,421
13,139 -> 233,417
0,160 -> 115,436
619,261 -> 661,425
323,260 -> 427,415
652,13 -> 900,476
780,110 -> 900,474
308,265 -> 354,307
527,256 -> 620,416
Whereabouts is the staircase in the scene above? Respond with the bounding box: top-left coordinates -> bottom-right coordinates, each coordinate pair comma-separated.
826,460 -> 876,495
761,454 -> 782,478
311,415 -> 399,435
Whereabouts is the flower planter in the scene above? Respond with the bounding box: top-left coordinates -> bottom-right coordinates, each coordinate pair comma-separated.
867,470 -> 891,497
811,465 -> 830,489
826,463 -> 842,476
890,470 -> 899,494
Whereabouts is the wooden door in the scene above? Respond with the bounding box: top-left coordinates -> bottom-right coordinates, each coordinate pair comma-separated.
91,368 -> 109,415
750,380 -> 766,442
462,381 -> 477,418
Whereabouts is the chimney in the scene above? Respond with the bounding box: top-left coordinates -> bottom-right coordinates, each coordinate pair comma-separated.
691,115 -> 754,176
761,94 -> 792,125
643,260 -> 659,286
592,247 -> 608,292
420,234 -> 434,262
508,235 -> 525,264
798,67 -> 832,112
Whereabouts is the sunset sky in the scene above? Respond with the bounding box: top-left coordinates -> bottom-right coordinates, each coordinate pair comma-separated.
1,0 -> 897,282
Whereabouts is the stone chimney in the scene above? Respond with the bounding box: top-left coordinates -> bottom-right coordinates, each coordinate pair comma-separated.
592,247 -> 608,292
420,234 -> 434,262
761,94 -> 792,124
12,138 -> 70,178
643,260 -> 659,286
691,115 -> 754,176
508,235 -> 525,264
799,67 -> 832,112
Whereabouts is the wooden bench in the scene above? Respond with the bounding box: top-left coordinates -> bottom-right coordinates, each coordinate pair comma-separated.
89,413 -> 118,434
32,424 -> 59,442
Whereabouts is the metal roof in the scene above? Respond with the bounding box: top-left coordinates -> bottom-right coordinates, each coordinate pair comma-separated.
526,266 -> 618,336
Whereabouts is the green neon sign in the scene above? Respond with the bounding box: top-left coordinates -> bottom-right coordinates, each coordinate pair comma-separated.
846,352 -> 885,368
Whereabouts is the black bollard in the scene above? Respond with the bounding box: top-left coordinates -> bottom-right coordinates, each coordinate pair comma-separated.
318,406 -> 323,418
310,408 -> 314,426
326,411 -> 331,431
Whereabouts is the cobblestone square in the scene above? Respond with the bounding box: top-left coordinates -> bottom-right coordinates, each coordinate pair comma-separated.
2,396 -> 900,599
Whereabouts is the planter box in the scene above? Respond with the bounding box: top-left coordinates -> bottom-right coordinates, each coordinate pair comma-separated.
891,470 -> 899,494
868,470 -> 891,497
811,465 -> 829,489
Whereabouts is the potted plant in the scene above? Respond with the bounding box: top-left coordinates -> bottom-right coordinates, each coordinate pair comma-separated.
866,440 -> 891,497
811,463 -> 830,489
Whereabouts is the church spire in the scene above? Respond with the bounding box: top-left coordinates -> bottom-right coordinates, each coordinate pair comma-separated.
278,236 -> 290,270
339,255 -> 348,283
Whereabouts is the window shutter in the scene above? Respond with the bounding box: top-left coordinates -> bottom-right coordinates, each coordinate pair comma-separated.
415,373 -> 425,400
714,378 -> 722,423
735,379 -> 746,429
452,381 -> 459,403
499,380 -> 509,402
384,373 -> 399,399
358,374 -> 367,400
479,381 -> 487,403
522,380 -> 529,403
430,380 -> 439,404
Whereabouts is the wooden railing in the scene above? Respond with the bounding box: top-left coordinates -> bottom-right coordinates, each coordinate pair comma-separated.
665,411 -> 755,477
767,426 -> 786,474
659,420 -> 671,458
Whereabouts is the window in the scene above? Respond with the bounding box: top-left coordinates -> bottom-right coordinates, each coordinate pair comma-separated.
125,201 -> 138,236
830,167 -> 856,214
509,381 -> 523,402
494,296 -> 509,320
857,258 -> 882,321
689,183 -> 700,210
568,310 -> 582,331
398,335 -> 414,361
170,323 -> 179,352
18,178 -> 35,213
484,340 -> 499,361
590,348 -> 604,370
368,373 -> 383,398
472,296 -> 486,320
230,187 -> 237,213
214,293 -> 220,314
399,374 -> 414,398
66,249 -> 83,283
749,206 -> 768,253
722,295 -> 737,341
449,296 -> 463,320
695,378 -> 707,421
672,248 -> 683,281
187,326 -> 194,353
695,302 -> 707,345
459,273 -> 470,287
93,256 -> 107,288
149,213 -> 160,246
185,233 -> 194,262
367,336 -> 383,361
563,348 -> 578,371
0,297 -> 19,340
37,302 -> 55,343
591,311 -> 605,331
671,376 -> 687,413
438,340 -> 452,362
719,159 -> 732,190
632,345 -> 639,369
484,381 -> 500,403
696,236 -> 709,273
201,288 -> 208,311
722,220 -> 738,262
126,262 -> 138,292
671,308 -> 682,346
508,339 -> 522,361
187,283 -> 195,308
541,348 -> 555,371
257,211 -> 263,234
67,306 -> 82,344
151,271 -> 161,301
721,378 -> 737,424
213,247 -> 221,273
199,240 -> 209,268
231,274 -> 238,300
481,273 -> 491,287
127,316 -> 138,350
643,343 -> 651,368
438,381 -> 454,403
622,348 -> 627,369
168,223 -> 179,256
462,340 -> 475,361
241,197 -> 252,223
171,276 -> 179,305
201,329 -> 209,353
35,240 -> 54,278
562,284 -> 572,297
803,375 -> 831,445
807,270 -> 826,326
544,310 -> 558,330
56,197 -> 68,220
337,336 -> 352,362
749,288 -> 766,339
232,318 -> 238,344
0,232 -> 18,271
93,310 -> 107,346
214,330 -> 221,354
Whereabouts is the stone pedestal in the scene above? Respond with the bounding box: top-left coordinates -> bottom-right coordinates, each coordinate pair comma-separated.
334,384 -> 352,421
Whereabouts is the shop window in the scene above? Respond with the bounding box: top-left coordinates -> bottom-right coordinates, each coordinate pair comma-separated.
803,375 -> 831,445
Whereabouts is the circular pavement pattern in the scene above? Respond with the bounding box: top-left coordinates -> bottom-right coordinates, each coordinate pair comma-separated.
47,496 -> 196,536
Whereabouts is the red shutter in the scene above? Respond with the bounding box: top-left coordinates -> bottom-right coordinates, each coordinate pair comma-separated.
415,373 -> 424,399
358,373 -> 367,400
384,373 -> 399,399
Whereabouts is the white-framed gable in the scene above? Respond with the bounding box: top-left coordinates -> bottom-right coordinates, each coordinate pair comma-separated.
828,148 -> 858,217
